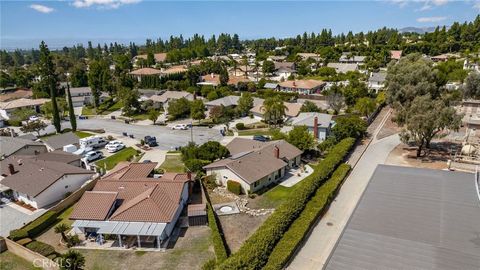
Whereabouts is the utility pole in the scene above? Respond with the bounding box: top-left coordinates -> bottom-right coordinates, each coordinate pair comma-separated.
190,120 -> 193,143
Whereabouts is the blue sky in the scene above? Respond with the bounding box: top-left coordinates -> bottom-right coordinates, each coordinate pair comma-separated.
1,0 -> 478,49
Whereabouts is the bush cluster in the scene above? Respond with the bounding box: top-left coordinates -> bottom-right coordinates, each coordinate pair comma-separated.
226,180 -> 242,195
207,202 -> 229,265
9,211 -> 58,240
264,164 -> 351,269
25,241 -> 57,257
217,137 -> 355,269
235,123 -> 245,130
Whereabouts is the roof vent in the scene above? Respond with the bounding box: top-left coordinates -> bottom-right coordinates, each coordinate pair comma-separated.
118,186 -> 125,190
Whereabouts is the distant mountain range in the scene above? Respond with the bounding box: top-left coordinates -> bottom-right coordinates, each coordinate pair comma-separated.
399,26 -> 439,34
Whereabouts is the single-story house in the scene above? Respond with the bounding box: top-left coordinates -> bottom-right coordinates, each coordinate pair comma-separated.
205,95 -> 264,111
0,137 -> 47,159
297,53 -> 322,62
390,50 -> 402,60
325,165 -> 480,270
204,138 -> 302,194
69,162 -> 193,249
0,156 -> 95,209
197,73 -> 251,87
263,83 -> 279,90
267,55 -> 287,62
327,63 -> 359,74
278,80 -> 326,95
0,98 -> 49,120
133,53 -> 167,66
149,91 -> 194,112
43,132 -> 80,152
287,112 -> 333,141
250,102 -> 302,120
129,68 -> 163,82
339,53 -> 366,64
0,89 -> 33,102
368,72 -> 387,93
271,62 -> 296,81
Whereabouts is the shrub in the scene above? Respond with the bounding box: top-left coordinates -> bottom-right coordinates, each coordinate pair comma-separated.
66,234 -> 81,248
202,258 -> 217,270
9,229 -> 28,241
227,180 -> 242,195
264,164 -> 351,269
22,211 -> 58,238
25,241 -> 56,257
207,203 -> 228,263
16,238 -> 32,246
217,137 -> 355,269
235,123 -> 245,130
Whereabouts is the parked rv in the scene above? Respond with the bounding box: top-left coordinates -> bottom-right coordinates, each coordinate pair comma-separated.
79,136 -> 108,149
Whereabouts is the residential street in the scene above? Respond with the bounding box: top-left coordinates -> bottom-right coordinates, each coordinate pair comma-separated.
34,118 -> 224,150
288,129 -> 400,269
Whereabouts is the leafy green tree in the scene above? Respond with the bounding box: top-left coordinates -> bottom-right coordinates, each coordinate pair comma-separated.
167,97 -> 191,120
270,129 -> 288,141
287,126 -> 314,150
332,115 -> 367,141
118,88 -> 139,116
12,108 -> 35,121
300,101 -> 322,113
20,120 -> 47,136
148,108 -> 160,124
394,94 -> 461,157
343,79 -> 369,106
54,223 -> 71,242
354,97 -> 376,118
38,41 -> 61,132
70,65 -> 88,87
66,83 -> 77,131
190,99 -> 206,122
0,71 -> 12,88
42,98 -> 68,118
262,60 -> 275,76
237,93 -> 254,116
88,60 -> 112,107
219,68 -> 229,86
463,72 -> 480,99
325,84 -> 345,115
58,250 -> 85,270
262,97 -> 287,127
146,52 -> 155,66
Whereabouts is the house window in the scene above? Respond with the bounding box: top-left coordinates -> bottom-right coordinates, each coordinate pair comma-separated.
254,181 -> 259,187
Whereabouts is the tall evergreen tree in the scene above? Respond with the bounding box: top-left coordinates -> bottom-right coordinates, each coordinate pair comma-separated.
66,83 -> 77,131
39,41 -> 61,133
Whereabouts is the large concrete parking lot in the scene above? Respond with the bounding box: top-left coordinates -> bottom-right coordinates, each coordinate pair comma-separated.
38,118 -> 224,150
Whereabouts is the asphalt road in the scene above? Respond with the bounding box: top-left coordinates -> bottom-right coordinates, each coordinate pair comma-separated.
39,118 -> 224,150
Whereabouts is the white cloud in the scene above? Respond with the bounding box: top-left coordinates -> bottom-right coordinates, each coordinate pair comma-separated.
29,4 -> 55,13
388,0 -> 449,10
474,0 -> 480,11
72,0 -> 141,9
416,16 -> 447,22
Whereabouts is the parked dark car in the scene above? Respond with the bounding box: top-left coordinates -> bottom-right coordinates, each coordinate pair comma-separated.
144,136 -> 157,147
253,135 -> 269,142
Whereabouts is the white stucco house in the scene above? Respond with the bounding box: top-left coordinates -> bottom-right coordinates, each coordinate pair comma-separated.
285,112 -> 333,141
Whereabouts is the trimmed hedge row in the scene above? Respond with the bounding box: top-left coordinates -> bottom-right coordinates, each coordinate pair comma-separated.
9,210 -> 58,240
206,202 -> 229,267
25,240 -> 57,257
227,180 -> 242,195
217,138 -> 355,270
264,164 -> 351,270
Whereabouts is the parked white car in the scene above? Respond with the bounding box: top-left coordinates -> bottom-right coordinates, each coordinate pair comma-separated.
105,141 -> 125,153
28,115 -> 39,122
83,150 -> 103,162
172,124 -> 188,130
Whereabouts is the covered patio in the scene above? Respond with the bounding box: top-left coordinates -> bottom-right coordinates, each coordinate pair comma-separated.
72,220 -> 168,250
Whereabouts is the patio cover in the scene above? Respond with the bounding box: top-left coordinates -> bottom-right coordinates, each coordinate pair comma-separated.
73,220 -> 167,237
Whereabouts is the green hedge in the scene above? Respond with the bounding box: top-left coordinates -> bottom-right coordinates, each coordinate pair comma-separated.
25,241 -> 56,257
9,210 -> 58,240
207,203 -> 229,263
226,180 -> 242,195
216,137 -> 355,270
264,164 -> 351,270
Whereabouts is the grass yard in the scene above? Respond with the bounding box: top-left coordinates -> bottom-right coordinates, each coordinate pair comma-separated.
249,185 -> 293,209
99,101 -> 123,115
96,147 -> 138,170
159,154 -> 185,173
131,113 -> 150,121
74,131 -> 93,138
77,226 -> 214,270
237,128 -> 274,136
81,106 -> 96,115
0,251 -> 42,270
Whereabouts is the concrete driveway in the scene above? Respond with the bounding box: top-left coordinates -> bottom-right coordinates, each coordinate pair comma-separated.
34,118 -> 224,151
0,203 -> 46,237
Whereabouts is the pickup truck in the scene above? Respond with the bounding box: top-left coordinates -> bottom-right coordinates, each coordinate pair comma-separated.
144,136 -> 158,147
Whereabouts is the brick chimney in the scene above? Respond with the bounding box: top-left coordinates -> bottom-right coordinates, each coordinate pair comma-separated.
313,116 -> 319,139
8,164 -> 15,175
273,145 -> 280,159
293,81 -> 296,87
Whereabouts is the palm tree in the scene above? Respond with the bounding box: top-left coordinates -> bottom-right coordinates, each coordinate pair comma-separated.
261,97 -> 288,127
58,250 -> 85,270
54,223 -> 71,242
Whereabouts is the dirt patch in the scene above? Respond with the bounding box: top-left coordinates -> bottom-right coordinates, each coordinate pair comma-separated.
218,213 -> 270,253
209,192 -> 235,205
36,225 -> 69,253
385,141 -> 460,170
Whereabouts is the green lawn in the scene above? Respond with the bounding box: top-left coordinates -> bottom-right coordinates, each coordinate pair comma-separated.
237,128 -> 275,136
251,185 -> 292,209
99,101 -> 123,115
57,205 -> 75,226
81,106 -> 96,115
159,154 -> 185,173
74,131 -> 93,138
131,113 -> 150,121
0,251 -> 42,270
96,147 -> 138,170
